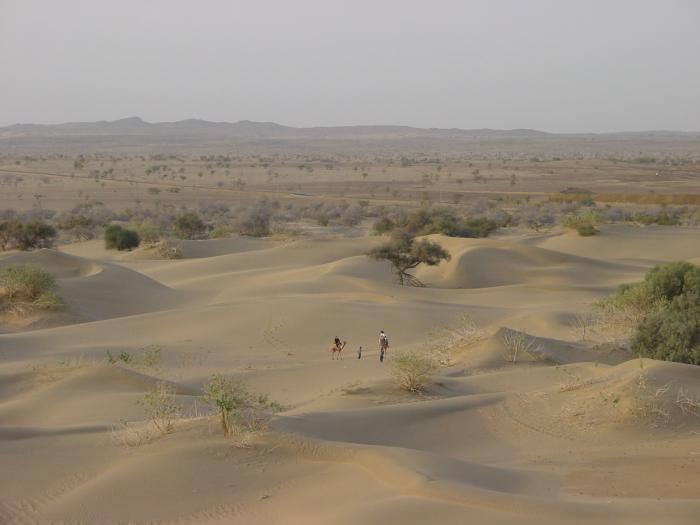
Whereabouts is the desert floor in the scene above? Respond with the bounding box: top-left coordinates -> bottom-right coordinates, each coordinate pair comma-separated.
2,224 -> 700,524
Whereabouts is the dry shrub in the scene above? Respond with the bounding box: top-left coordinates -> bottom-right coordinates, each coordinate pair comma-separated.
430,312 -> 485,366
111,420 -> 161,447
112,382 -> 182,447
201,376 -> 281,443
631,373 -> 673,422
568,311 -> 598,341
501,329 -> 541,365
675,387 -> 700,417
137,382 -> 181,434
391,351 -> 437,392
155,238 -> 183,259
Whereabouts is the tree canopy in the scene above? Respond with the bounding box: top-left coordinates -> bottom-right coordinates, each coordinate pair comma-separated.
368,229 -> 450,286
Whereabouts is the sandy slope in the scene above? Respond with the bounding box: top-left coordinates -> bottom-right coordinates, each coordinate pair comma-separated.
2,226 -> 700,524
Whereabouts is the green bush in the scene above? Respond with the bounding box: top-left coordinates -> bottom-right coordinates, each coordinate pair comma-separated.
445,217 -> 500,238
203,375 -> 252,436
631,294 -> 700,365
604,261 -> 700,365
105,225 -> 140,251
390,351 -> 437,392
576,223 -> 599,236
563,209 -> 601,231
0,265 -> 61,312
644,261 -> 700,302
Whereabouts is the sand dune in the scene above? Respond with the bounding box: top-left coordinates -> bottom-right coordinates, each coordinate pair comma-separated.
2,226 -> 700,524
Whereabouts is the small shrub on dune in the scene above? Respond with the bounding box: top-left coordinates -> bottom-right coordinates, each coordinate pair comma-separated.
391,351 -> 437,392
104,224 -> 140,251
576,223 -> 599,236
155,238 -> 183,259
137,382 -> 181,434
203,375 -> 252,437
0,264 -> 61,313
501,329 -> 541,365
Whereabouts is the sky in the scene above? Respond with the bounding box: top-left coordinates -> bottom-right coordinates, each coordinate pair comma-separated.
1,0 -> 699,132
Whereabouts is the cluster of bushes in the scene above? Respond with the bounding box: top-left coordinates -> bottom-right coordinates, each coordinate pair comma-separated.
598,262 -> 700,364
374,207 -> 500,239
0,265 -> 62,313
0,220 -> 56,250
55,202 -> 116,241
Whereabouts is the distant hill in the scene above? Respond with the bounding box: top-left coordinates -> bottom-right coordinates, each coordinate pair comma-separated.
1,117 -> 698,155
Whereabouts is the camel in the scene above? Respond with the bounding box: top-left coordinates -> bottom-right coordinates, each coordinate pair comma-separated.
331,340 -> 347,360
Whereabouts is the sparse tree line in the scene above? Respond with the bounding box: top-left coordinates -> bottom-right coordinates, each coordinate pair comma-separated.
1,192 -> 699,256
0,198 -> 377,254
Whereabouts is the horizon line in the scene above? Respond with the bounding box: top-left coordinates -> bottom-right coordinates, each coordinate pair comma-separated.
2,116 -> 700,136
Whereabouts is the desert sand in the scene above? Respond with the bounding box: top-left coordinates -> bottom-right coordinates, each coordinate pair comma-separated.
1,223 -> 700,525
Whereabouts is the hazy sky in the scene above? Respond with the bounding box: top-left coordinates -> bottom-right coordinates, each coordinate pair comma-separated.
2,0 -> 699,132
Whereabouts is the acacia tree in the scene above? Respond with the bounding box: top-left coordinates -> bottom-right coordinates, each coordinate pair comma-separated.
368,229 -> 450,286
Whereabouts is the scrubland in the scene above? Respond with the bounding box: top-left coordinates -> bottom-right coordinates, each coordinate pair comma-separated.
1,149 -> 700,524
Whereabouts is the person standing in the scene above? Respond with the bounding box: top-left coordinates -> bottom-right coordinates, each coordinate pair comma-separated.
379,330 -> 389,362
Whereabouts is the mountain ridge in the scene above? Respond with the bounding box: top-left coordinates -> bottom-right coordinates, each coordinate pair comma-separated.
1,117 -> 698,154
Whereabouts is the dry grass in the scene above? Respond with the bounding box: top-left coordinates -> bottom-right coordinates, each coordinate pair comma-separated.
110,419 -> 162,447
674,387 -> 700,417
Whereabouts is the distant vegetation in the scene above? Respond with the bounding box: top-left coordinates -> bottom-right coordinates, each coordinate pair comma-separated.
173,212 -> 207,240
0,220 -> 56,250
374,207 -> 500,238
104,224 -> 140,251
